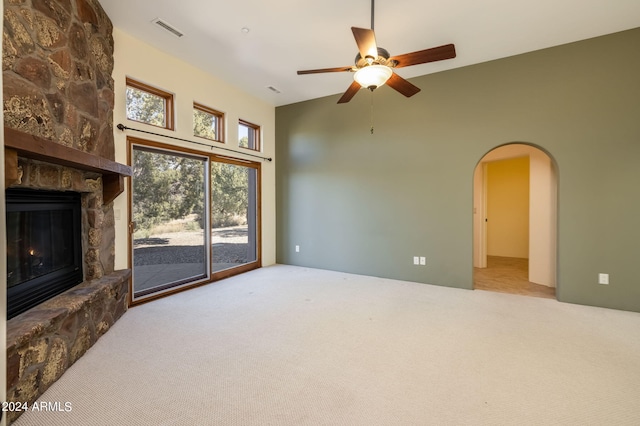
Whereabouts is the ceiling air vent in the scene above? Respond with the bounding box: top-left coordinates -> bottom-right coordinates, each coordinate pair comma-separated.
267,86 -> 281,94
152,18 -> 184,38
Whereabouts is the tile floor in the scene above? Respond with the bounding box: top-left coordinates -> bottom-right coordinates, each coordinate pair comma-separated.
474,255 -> 556,299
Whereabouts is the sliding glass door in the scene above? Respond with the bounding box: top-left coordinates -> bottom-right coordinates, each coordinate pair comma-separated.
130,144 -> 209,299
129,138 -> 261,302
211,161 -> 258,275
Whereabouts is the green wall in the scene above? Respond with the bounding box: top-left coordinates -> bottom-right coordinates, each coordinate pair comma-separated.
275,28 -> 640,312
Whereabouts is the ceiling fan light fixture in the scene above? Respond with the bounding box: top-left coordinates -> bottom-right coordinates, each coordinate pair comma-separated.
296,0 -> 455,103
354,65 -> 392,91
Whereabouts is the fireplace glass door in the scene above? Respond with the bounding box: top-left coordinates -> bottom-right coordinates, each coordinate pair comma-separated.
6,189 -> 83,319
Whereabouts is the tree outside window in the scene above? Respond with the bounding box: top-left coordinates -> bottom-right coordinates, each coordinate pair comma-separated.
239,119 -> 260,151
194,103 -> 224,142
125,78 -> 174,130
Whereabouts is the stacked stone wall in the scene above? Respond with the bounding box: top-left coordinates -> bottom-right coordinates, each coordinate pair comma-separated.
3,2 -> 124,423
4,0 -> 116,275
3,0 -> 115,159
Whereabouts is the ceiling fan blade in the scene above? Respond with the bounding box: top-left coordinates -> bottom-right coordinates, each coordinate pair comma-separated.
297,66 -> 353,75
390,44 -> 456,68
351,27 -> 378,60
337,81 -> 362,104
386,72 -> 421,97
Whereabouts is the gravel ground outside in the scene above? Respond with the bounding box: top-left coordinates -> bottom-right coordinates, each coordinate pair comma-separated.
133,225 -> 251,265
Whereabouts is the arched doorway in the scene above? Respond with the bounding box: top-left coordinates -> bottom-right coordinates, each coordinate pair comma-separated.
473,143 -> 558,298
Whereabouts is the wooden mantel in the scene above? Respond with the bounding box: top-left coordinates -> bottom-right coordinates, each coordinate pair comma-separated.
4,126 -> 132,204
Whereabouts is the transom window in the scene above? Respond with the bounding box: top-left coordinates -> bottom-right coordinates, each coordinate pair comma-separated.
238,119 -> 260,151
125,77 -> 174,130
194,103 -> 224,142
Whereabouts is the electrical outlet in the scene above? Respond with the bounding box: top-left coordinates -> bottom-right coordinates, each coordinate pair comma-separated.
598,273 -> 609,285
420,257 -> 426,265
295,245 -> 300,253
413,256 -> 419,265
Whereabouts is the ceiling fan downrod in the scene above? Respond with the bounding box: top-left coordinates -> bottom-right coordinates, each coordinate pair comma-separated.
370,0 -> 375,30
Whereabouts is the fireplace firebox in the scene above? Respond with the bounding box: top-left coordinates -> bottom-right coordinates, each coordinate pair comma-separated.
6,188 -> 83,319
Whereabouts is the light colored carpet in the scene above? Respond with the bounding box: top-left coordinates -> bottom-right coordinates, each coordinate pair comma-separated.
14,265 -> 640,425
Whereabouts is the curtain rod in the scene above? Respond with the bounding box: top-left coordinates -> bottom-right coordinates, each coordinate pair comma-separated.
116,124 -> 272,162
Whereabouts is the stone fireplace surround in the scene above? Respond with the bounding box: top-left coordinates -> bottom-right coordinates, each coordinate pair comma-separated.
3,0 -> 130,423
4,129 -> 131,424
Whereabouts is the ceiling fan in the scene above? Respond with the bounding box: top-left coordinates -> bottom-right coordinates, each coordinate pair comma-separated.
297,0 -> 456,103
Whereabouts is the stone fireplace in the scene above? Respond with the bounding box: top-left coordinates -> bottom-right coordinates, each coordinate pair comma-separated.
3,0 -> 130,423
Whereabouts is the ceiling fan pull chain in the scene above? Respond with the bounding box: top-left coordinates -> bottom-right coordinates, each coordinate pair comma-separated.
370,90 -> 375,134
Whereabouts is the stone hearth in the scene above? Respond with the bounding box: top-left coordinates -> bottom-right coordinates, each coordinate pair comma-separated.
6,271 -> 130,420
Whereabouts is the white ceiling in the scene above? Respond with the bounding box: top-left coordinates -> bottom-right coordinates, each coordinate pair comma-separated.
99,0 -> 640,107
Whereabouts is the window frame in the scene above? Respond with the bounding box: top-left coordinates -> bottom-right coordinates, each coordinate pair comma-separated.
193,102 -> 225,143
238,119 -> 261,152
125,77 -> 175,130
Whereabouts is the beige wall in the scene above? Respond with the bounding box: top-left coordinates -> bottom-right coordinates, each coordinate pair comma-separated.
111,29 -> 276,271
486,157 -> 530,258
529,150 -> 557,287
